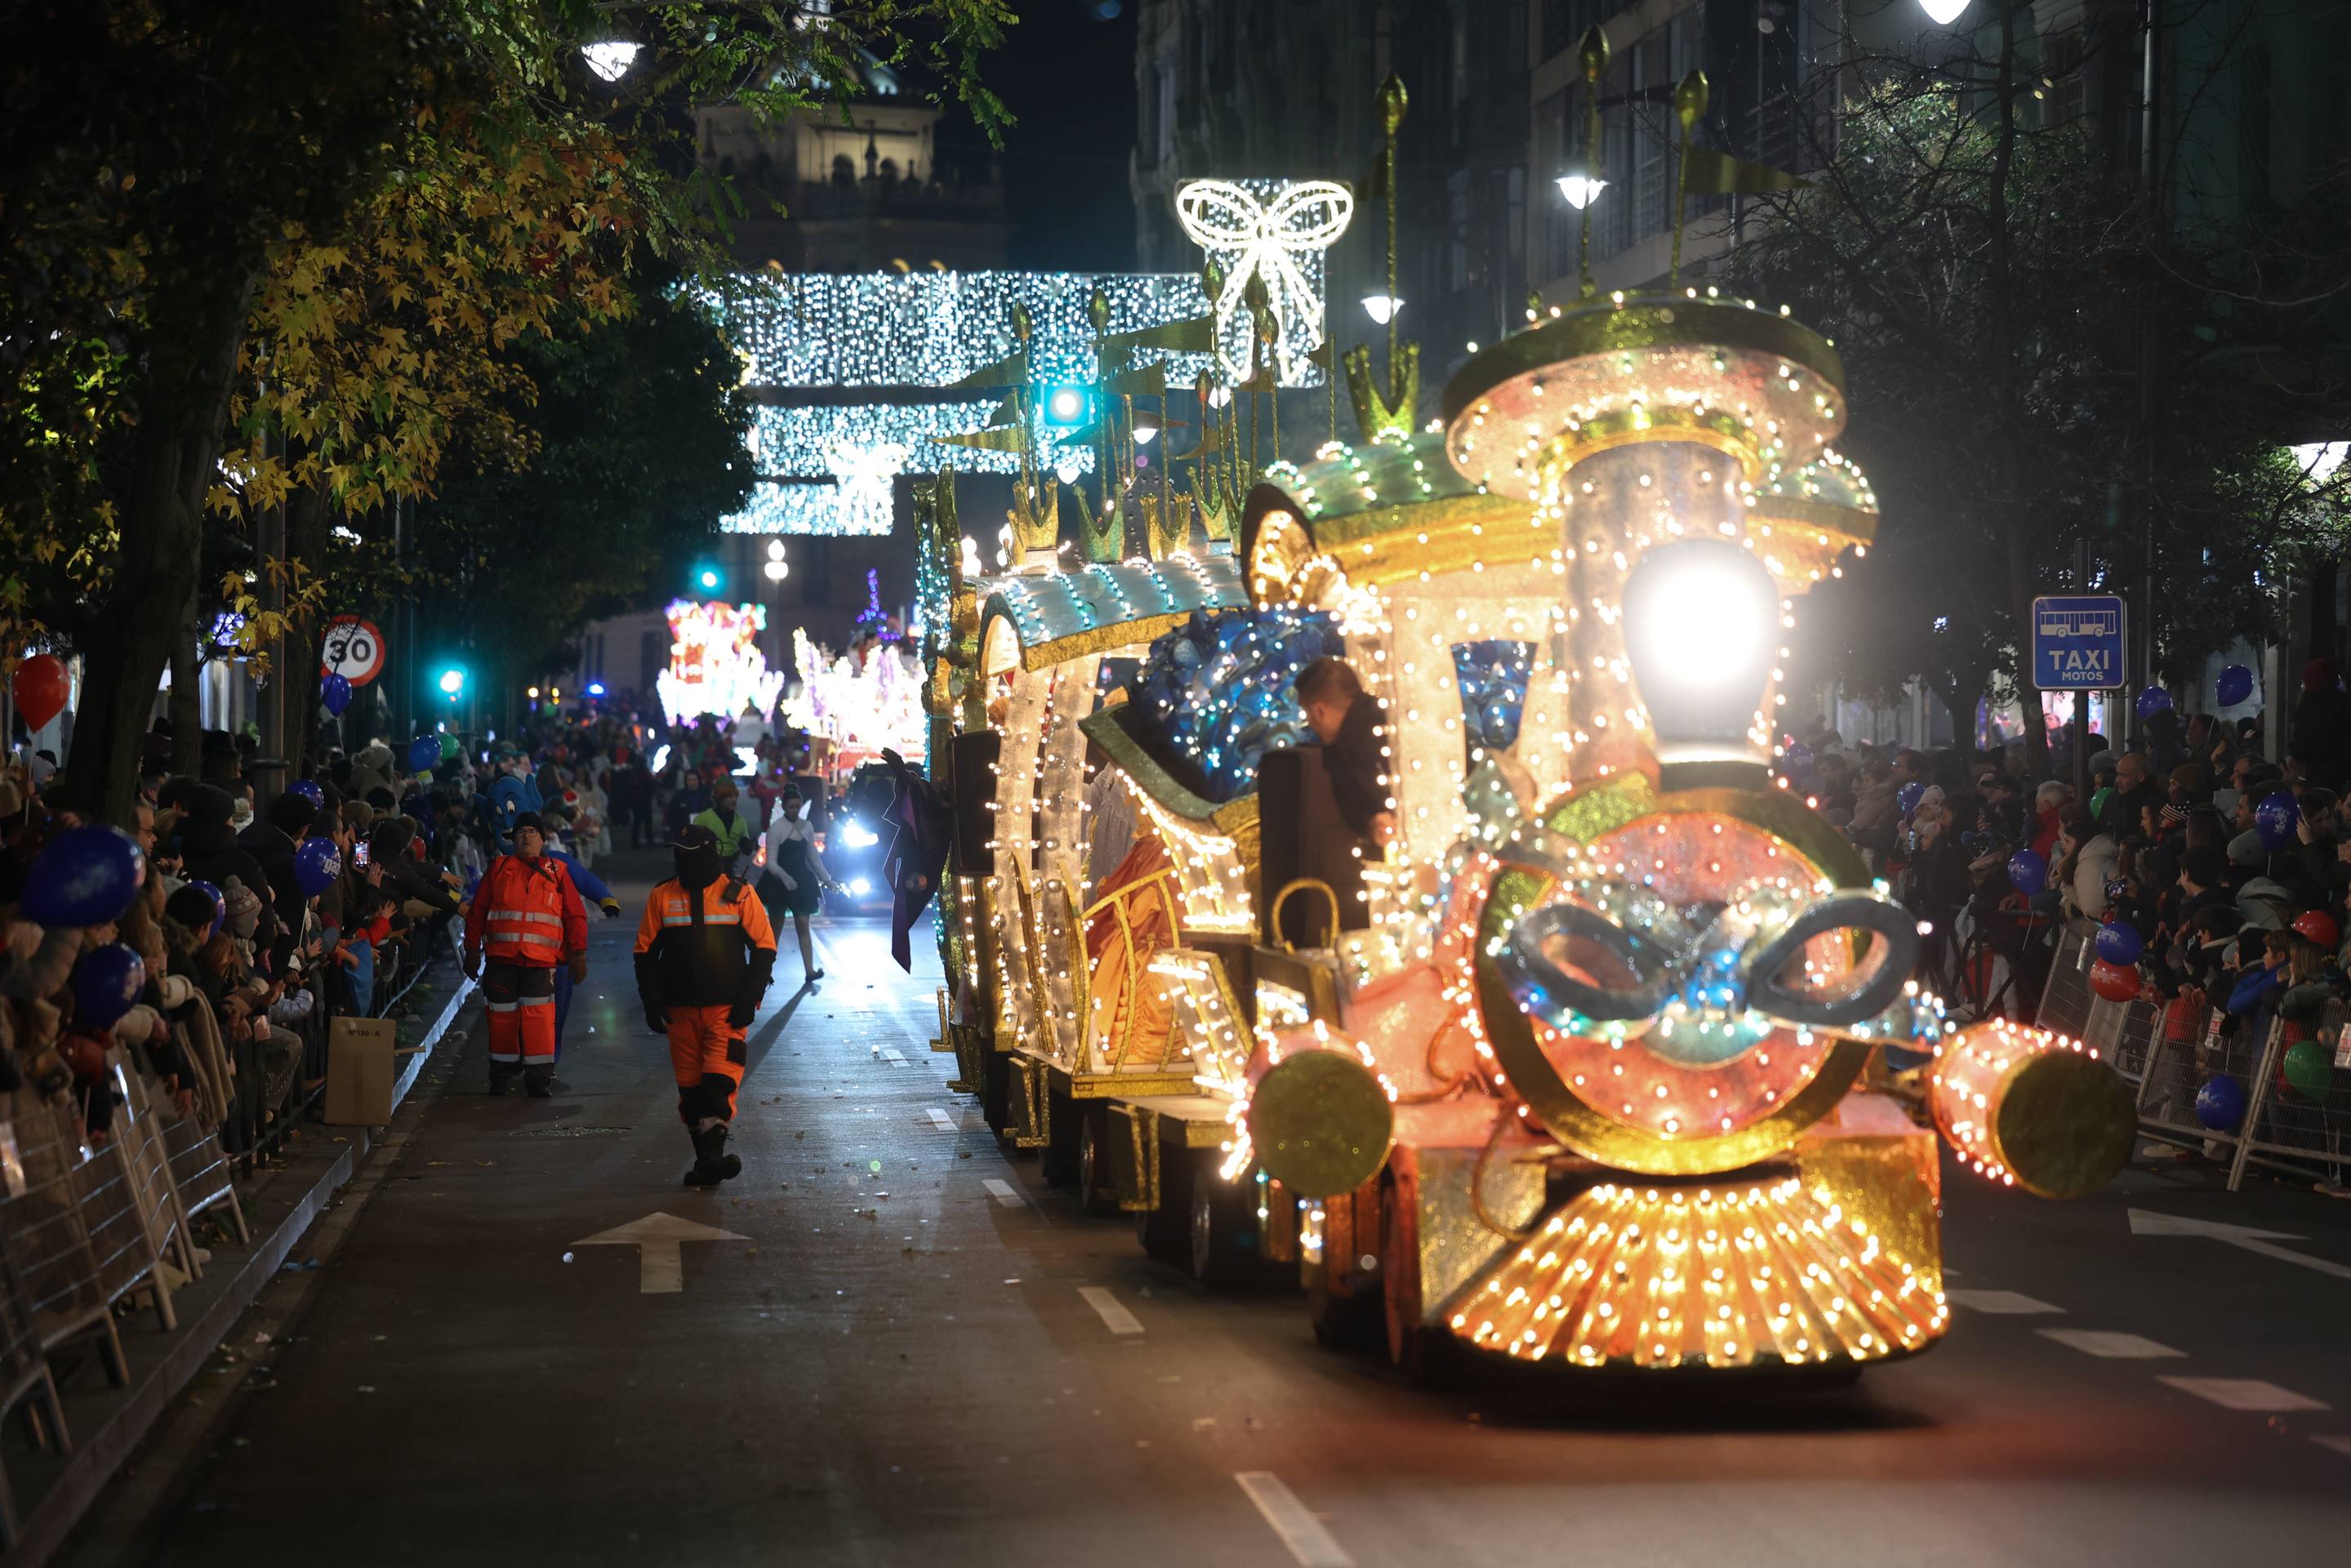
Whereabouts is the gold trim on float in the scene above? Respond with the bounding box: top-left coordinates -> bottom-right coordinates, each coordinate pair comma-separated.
1078,706 -> 1260,842
1749,491 -> 1878,549
1241,478 -> 1528,604
1471,777 -> 1876,1176
977,602 -> 1199,675
1440,297 -> 1848,427
1448,1165 -> 1948,1370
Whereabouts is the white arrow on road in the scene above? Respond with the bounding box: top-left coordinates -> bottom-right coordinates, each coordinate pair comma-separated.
2129,1208 -> 2351,1282
574,1212 -> 749,1294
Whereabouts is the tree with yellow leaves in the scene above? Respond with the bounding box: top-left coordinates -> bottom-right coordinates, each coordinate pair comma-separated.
1,0 -> 1009,822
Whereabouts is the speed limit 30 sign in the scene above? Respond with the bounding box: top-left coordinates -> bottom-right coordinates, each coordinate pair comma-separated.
320,616 -> 386,686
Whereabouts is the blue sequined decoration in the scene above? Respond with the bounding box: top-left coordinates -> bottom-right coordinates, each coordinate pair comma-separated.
1131,609 -> 1344,801
1451,640 -> 1532,755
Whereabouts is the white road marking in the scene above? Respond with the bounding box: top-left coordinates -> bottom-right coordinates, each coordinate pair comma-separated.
2037,1330 -> 2184,1359
2158,1377 -> 2330,1413
572,1212 -> 749,1294
1235,1472 -> 1356,1568
1948,1289 -> 2064,1316
925,1107 -> 956,1131
2129,1207 -> 2351,1281
881,1048 -> 906,1065
2311,1435 -> 2351,1459
982,1178 -> 1022,1207
1079,1285 -> 1144,1335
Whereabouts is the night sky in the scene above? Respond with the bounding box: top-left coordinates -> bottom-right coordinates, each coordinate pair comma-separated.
941,0 -> 1139,272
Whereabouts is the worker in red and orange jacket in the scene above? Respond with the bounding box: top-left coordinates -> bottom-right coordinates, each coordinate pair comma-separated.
633,823 -> 777,1186
463,812 -> 590,1097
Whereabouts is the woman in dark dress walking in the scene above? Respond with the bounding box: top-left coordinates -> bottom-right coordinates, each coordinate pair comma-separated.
759,783 -> 835,984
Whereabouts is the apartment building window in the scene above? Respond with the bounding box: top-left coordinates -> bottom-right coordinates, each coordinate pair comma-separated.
1596,103 -> 1632,256
1541,0 -> 1574,59
1629,41 -> 1666,244
1535,88 -> 1571,278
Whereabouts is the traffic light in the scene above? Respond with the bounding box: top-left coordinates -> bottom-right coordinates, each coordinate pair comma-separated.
437,665 -> 466,699
1039,383 -> 1092,429
689,559 -> 728,596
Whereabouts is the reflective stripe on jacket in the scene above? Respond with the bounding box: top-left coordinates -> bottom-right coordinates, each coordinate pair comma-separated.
633,876 -> 777,1008
465,853 -> 590,967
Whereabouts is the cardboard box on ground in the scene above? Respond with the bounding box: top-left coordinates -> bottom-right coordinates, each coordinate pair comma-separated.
323,1016 -> 399,1125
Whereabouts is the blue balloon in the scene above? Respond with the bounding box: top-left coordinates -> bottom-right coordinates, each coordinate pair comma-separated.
320,671 -> 354,716
294,836 -> 342,898
2255,790 -> 2299,851
2095,921 -> 2144,965
407,735 -> 440,773
185,878 -> 228,938
2215,664 -> 2254,707
2007,848 -> 2049,897
71,943 -> 146,1031
2194,1075 -> 2246,1133
1896,781 -> 1926,816
288,778 -> 324,807
2135,686 -> 2174,719
22,825 -> 147,928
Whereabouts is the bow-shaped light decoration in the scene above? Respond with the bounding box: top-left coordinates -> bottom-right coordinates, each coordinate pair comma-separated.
1486,838 -> 1945,1067
1175,178 -> 1354,385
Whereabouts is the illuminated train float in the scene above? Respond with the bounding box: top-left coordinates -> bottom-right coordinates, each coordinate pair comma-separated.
918,284 -> 2136,1379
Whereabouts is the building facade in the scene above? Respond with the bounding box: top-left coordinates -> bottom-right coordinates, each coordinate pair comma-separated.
1129,0 -> 1534,435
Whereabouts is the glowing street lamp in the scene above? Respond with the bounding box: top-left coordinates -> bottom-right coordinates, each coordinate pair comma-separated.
1360,294 -> 1405,325
581,41 -> 641,82
1917,0 -> 1971,23
1555,164 -> 1608,210
1131,416 -> 1160,445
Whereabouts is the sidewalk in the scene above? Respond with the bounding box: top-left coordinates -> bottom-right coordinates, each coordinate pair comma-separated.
7,965 -> 475,1567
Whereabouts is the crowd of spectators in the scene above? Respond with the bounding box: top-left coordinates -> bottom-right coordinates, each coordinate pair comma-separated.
1793,659 -> 2351,1079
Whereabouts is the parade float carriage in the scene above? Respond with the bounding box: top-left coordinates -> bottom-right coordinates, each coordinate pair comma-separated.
915,61 -> 2137,1371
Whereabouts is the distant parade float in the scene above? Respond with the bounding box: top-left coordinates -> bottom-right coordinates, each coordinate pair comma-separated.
781,626 -> 928,775
913,62 -> 2132,1381
657,599 -> 785,725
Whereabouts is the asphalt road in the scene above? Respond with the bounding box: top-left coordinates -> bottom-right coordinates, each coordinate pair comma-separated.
88,849 -> 2351,1566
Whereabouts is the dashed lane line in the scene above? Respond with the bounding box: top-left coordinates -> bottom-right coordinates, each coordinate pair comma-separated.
2157,1377 -> 2330,1413
2036,1330 -> 2184,1359
1235,1472 -> 1356,1568
1078,1285 -> 1144,1336
924,1107 -> 956,1131
881,1048 -> 907,1065
1948,1289 -> 2064,1316
982,1178 -> 1022,1208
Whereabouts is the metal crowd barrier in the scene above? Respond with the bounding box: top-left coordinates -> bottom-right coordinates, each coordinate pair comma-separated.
2034,921 -> 2099,1042
0,1073 -> 159,1548
2115,993 -> 2349,1192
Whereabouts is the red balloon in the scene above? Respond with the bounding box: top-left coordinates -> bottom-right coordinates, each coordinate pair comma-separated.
2088,959 -> 2141,1004
13,654 -> 68,732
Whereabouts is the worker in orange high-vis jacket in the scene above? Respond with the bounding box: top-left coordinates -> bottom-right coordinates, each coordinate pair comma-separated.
634,823 -> 777,1186
464,813 -> 590,1098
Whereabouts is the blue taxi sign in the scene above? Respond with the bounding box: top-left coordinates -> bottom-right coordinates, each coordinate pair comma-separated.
2031,595 -> 2125,690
